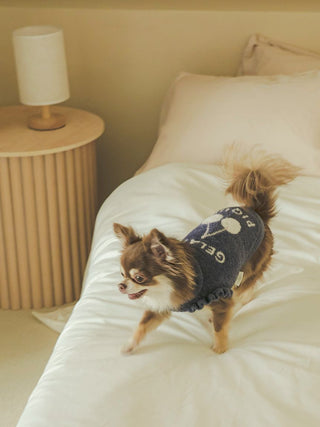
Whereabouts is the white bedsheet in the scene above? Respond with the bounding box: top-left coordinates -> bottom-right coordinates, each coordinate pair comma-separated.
18,163 -> 320,427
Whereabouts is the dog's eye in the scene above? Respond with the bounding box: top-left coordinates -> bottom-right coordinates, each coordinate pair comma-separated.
120,271 -> 124,277
134,275 -> 144,283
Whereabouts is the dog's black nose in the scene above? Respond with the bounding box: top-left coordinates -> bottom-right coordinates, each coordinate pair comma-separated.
118,283 -> 127,293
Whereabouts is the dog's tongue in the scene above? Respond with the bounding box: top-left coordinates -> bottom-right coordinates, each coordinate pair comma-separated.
128,290 -> 146,300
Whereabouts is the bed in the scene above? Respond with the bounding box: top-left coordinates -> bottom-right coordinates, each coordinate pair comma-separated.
18,34 -> 320,427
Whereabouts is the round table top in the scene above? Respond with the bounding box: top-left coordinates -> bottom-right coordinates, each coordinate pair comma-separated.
0,105 -> 105,157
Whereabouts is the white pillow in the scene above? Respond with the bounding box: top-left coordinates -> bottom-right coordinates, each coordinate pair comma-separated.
238,34 -> 320,76
139,71 -> 320,176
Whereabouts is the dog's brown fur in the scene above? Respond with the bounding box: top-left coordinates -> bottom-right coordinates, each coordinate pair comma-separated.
114,147 -> 300,354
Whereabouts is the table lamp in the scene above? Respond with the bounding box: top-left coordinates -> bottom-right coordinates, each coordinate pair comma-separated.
13,25 -> 70,131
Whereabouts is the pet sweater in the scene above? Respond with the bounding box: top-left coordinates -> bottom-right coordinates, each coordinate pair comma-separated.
176,206 -> 265,313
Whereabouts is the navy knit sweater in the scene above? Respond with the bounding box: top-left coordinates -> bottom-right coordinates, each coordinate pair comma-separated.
176,206 -> 265,313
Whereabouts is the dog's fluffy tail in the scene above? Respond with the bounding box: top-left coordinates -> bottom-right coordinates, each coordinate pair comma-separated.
224,145 -> 300,223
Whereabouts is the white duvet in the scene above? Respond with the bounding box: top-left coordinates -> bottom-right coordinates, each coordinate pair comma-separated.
18,163 -> 320,427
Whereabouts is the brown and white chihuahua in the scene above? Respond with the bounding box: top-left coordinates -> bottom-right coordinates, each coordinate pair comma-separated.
114,148 -> 299,354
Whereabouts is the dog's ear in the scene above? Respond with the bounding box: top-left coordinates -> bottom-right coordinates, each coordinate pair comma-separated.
113,223 -> 141,248
148,229 -> 174,262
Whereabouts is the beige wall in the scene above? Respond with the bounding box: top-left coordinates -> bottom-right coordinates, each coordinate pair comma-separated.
1,6 -> 320,204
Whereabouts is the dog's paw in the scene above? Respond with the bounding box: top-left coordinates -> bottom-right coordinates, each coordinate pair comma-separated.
211,343 -> 228,354
121,341 -> 137,355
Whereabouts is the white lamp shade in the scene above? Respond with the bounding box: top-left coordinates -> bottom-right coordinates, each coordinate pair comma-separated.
13,25 -> 70,106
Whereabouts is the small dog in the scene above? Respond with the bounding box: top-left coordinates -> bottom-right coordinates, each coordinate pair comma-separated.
114,148 -> 299,354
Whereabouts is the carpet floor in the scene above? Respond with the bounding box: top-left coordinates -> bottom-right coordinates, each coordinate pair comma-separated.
0,310 -> 58,427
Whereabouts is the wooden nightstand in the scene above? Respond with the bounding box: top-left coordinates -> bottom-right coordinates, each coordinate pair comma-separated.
0,105 -> 104,309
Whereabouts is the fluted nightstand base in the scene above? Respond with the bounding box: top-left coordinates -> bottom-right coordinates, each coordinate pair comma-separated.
0,142 -> 97,309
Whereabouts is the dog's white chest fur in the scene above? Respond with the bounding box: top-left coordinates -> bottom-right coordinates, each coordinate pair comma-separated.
141,274 -> 173,312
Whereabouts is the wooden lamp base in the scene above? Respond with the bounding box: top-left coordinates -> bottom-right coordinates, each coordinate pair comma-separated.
28,105 -> 66,131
